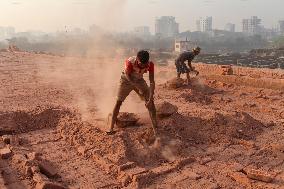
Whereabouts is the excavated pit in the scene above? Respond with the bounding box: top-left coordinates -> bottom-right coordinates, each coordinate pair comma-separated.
0,107 -> 71,135
58,103 -> 265,170
116,112 -> 139,128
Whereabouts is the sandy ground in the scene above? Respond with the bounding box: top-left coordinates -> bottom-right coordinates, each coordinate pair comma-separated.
0,51 -> 283,189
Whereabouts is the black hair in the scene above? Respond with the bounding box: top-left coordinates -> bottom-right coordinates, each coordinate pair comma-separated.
137,50 -> 149,64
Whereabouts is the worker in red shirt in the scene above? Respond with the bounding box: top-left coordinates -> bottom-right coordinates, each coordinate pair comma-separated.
107,50 -> 158,137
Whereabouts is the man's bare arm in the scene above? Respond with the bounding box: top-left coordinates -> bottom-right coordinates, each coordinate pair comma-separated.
149,71 -> 155,101
187,61 -> 194,71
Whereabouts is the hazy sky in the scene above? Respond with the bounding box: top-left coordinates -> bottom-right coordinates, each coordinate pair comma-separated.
0,0 -> 284,33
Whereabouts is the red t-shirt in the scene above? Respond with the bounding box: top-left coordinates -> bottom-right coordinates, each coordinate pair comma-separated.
125,57 -> 154,75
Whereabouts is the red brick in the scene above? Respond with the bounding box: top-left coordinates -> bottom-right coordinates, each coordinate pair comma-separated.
243,168 -> 274,183
35,182 -> 67,189
33,172 -> 49,183
132,172 -> 155,189
151,164 -> 175,176
118,162 -> 136,172
229,162 -> 244,172
38,161 -> 58,178
172,171 -> 201,182
124,167 -> 148,179
199,157 -> 213,165
228,172 -> 252,189
175,157 -> 195,168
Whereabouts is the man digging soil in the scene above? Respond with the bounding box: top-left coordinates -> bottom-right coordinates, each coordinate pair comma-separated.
175,47 -> 201,84
106,50 -> 158,138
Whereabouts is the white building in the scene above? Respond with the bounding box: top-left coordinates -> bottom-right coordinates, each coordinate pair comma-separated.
133,26 -> 151,37
155,16 -> 179,38
224,23 -> 235,32
174,39 -> 196,53
196,17 -> 213,32
196,20 -> 201,32
0,27 -> 15,40
279,20 -> 284,34
242,16 -> 261,34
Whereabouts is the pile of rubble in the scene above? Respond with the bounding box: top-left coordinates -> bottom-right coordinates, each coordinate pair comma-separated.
8,45 -> 21,53
164,78 -> 185,89
0,135 -> 67,189
220,65 -> 233,75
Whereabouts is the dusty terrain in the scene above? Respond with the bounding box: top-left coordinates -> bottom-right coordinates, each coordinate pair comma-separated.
0,51 -> 283,189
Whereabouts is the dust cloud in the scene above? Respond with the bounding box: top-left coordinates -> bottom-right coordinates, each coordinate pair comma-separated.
36,0 -> 150,126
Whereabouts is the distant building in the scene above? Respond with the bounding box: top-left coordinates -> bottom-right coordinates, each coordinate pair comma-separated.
224,23 -> 235,32
242,16 -> 261,34
89,24 -> 103,34
0,27 -> 5,38
196,17 -> 213,32
71,28 -> 84,35
279,20 -> 284,34
0,26 -> 15,40
155,16 -> 179,38
257,26 -> 278,40
5,27 -> 15,36
174,39 -> 196,53
133,26 -> 151,37
196,20 -> 201,32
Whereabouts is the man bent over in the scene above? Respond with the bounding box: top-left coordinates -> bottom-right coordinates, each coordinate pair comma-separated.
107,50 -> 158,137
175,47 -> 201,85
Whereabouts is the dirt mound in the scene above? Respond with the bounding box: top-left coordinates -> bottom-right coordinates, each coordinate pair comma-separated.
156,101 -> 178,118
58,111 -> 189,167
205,74 -> 284,91
179,90 -> 213,105
0,107 -> 70,135
116,112 -> 139,128
58,108 -> 264,168
164,78 -> 185,89
158,111 -> 264,145
58,115 -> 129,165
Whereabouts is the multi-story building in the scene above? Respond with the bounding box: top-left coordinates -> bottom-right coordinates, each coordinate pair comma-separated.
224,23 -> 235,32
242,16 -> 261,34
0,26 -> 15,40
133,26 -> 151,37
174,39 -> 196,53
196,17 -> 213,32
196,20 -> 201,32
279,20 -> 284,34
155,16 -> 179,38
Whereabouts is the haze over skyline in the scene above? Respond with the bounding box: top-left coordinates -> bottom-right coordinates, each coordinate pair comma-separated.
0,0 -> 283,33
